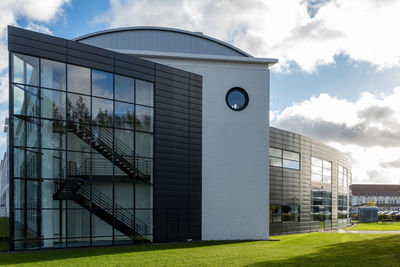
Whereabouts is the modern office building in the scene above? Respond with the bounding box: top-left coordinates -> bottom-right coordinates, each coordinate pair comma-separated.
0,118 -> 9,217
269,127 -> 352,234
7,26 -> 276,250
351,184 -> 400,211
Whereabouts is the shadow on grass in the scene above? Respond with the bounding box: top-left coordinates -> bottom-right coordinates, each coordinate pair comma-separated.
246,235 -> 400,266
0,240 -> 251,265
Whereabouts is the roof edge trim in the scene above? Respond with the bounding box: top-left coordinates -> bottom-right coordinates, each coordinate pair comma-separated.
73,26 -> 253,57
109,48 -> 278,66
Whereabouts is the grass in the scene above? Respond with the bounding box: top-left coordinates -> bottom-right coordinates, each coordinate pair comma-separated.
0,233 -> 399,266
345,221 -> 400,231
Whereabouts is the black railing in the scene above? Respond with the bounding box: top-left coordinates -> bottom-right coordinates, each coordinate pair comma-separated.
72,124 -> 151,178
53,160 -> 151,238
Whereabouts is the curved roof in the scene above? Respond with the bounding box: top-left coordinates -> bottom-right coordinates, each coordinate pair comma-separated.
73,26 -> 252,58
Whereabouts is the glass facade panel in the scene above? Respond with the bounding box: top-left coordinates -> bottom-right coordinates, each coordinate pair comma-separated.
41,59 -> 66,90
282,159 -> 299,170
42,119 -> 66,150
136,79 -> 154,106
92,69 -> 113,99
135,132 -> 153,158
269,147 -> 300,170
115,101 -> 134,129
67,65 -> 91,95
12,53 -> 39,86
269,147 -> 282,158
42,89 -> 66,120
41,149 -> 66,179
115,74 -> 134,103
269,157 -> 282,167
92,97 -> 113,126
13,85 -> 39,117
67,93 -> 91,124
10,53 -> 154,250
136,105 -> 153,132
283,150 -> 299,161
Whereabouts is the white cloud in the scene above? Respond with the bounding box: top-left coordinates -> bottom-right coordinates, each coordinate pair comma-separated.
272,87 -> 400,184
94,0 -> 400,72
0,0 -> 70,156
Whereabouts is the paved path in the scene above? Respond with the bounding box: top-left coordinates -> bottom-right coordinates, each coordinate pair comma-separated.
337,229 -> 400,234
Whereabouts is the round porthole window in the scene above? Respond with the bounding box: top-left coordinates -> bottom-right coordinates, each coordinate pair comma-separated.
226,87 -> 249,111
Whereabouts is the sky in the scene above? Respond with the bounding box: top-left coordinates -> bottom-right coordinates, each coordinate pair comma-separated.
0,0 -> 400,184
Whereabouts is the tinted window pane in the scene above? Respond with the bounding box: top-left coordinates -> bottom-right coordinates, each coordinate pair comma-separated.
226,87 -> 248,111
136,79 -> 153,106
136,105 -> 153,132
269,147 -> 282,158
311,173 -> 322,182
323,175 -> 331,184
41,120 -> 66,150
92,69 -> 113,99
67,65 -> 91,95
312,157 -> 322,167
283,159 -> 299,170
67,93 -> 91,124
13,117 -> 39,148
92,97 -> 113,126
269,157 -> 282,167
41,149 -> 66,179
135,132 -> 153,158
311,165 -> 322,175
115,75 -> 134,102
283,150 -> 299,161
114,129 -> 134,164
41,89 -> 66,120
41,59 -> 66,90
323,160 -> 332,170
13,85 -> 39,117
115,102 -> 134,129
67,123 -> 91,152
12,53 -> 39,86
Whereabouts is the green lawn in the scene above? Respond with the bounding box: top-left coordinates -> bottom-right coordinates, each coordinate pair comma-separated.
0,233 -> 399,266
345,221 -> 400,231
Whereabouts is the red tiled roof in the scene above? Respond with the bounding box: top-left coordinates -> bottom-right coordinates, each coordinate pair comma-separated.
351,184 -> 400,196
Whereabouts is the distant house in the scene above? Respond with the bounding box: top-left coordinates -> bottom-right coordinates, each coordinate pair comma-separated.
351,184 -> 400,211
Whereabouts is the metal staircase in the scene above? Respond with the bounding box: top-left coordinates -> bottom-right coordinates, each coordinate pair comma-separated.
53,162 -> 151,241
69,124 -> 151,183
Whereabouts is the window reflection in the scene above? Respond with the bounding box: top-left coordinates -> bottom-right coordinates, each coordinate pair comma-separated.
13,85 -> 39,117
115,102 -> 134,129
115,75 -> 134,103
269,147 -> 300,170
41,89 -> 66,120
136,79 -> 153,106
67,93 -> 91,124
311,157 -> 331,184
12,53 -> 39,86
92,97 -> 113,126
11,55 -> 155,249
136,105 -> 153,132
67,65 -> 91,95
41,59 -> 66,90
92,69 -> 113,99
135,132 -> 153,158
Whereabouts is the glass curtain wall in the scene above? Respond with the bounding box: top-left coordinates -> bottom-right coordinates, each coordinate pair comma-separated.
311,157 -> 332,230
10,53 -> 154,250
338,165 -> 349,226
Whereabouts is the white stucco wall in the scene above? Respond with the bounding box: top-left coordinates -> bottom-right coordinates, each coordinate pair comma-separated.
140,57 -> 271,240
